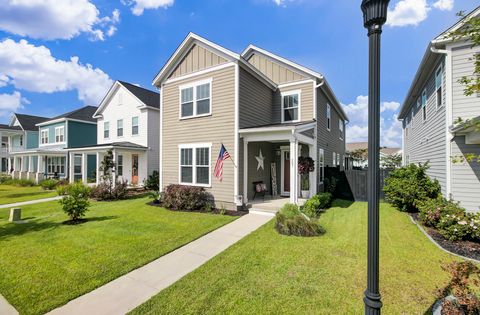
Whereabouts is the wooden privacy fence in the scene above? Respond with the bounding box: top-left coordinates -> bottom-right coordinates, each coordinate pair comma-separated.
324,167 -> 392,202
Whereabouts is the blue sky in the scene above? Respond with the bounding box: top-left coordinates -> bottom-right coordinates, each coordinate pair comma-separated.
0,0 -> 477,147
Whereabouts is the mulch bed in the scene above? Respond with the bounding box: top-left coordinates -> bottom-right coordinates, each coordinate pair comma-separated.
411,213 -> 480,261
147,201 -> 247,217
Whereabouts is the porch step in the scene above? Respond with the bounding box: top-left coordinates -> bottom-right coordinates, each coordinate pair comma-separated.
248,208 -> 277,217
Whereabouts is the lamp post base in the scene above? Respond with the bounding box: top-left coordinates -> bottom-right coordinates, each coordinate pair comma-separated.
364,290 -> 382,314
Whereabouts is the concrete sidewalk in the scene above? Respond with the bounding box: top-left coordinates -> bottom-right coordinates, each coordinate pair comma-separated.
0,294 -> 18,315
0,196 -> 62,209
47,212 -> 273,315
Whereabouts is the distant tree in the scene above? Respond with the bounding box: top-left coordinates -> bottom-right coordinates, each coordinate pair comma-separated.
381,153 -> 402,169
349,148 -> 368,166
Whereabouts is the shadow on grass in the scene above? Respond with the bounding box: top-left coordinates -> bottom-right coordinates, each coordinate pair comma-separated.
0,216 -> 118,240
331,199 -> 355,208
4,191 -> 52,199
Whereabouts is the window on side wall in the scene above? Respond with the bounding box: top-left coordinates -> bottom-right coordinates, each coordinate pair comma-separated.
435,66 -> 443,108
421,89 -> 427,122
104,122 -> 109,139
339,119 -> 344,140
117,155 -> 123,176
332,152 -> 336,167
55,126 -> 64,143
132,116 -> 139,135
117,119 -> 123,137
179,144 -> 211,186
327,104 -> 331,131
319,148 -> 325,182
41,129 -> 48,144
281,91 -> 300,122
180,80 -> 211,119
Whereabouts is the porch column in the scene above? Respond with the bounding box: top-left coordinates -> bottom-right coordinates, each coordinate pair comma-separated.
28,155 -> 33,172
112,149 -> 117,188
96,152 -> 100,185
243,140 -> 248,204
309,144 -> 317,196
290,138 -> 299,204
36,155 -> 43,183
69,152 -> 74,183
7,156 -> 11,173
81,153 -> 87,184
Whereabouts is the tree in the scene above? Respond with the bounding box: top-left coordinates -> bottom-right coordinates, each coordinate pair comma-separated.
380,153 -> 402,169
349,148 -> 368,167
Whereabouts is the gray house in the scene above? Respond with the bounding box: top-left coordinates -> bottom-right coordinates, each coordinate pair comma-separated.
155,33 -> 348,211
399,7 -> 480,212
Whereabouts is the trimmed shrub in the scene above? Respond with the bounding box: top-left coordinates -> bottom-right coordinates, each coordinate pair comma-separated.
90,180 -> 128,201
40,179 -> 59,190
144,171 -> 159,191
384,163 -> 441,212
161,184 -> 213,211
275,203 -> 325,237
57,182 -> 91,221
0,174 -> 12,184
418,197 -> 465,227
302,192 -> 332,219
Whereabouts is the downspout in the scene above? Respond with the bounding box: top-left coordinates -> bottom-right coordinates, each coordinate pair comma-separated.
430,45 -> 452,198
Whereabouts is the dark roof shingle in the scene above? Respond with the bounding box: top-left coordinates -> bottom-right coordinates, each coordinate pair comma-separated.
50,106 -> 98,123
15,113 -> 49,131
118,81 -> 159,109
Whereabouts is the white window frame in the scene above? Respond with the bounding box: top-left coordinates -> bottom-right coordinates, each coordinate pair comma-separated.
339,119 -> 344,140
178,143 -> 212,187
179,78 -> 212,120
332,152 -> 336,167
435,65 -> 443,109
132,116 -> 139,136
55,126 -> 65,143
319,148 -> 325,183
421,89 -> 427,122
41,129 -> 49,144
104,121 -> 110,139
327,104 -> 331,131
281,90 -> 301,123
117,155 -> 123,176
117,119 -> 124,137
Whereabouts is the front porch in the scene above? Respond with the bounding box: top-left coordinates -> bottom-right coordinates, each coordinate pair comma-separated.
9,150 -> 67,183
240,121 -> 317,207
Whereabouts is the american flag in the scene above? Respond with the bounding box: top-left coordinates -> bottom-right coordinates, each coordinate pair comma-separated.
214,144 -> 231,182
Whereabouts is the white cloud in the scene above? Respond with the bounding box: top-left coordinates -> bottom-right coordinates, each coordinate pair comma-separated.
0,91 -> 29,118
0,39 -> 112,105
433,0 -> 454,11
387,0 -> 430,27
123,0 -> 174,16
0,0 -> 120,41
342,96 -> 403,147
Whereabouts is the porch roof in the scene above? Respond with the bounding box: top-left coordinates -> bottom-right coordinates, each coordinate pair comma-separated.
68,141 -> 148,152
10,148 -> 67,155
239,120 -> 316,134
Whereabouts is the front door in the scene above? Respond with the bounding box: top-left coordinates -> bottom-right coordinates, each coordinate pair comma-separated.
281,150 -> 290,196
132,154 -> 139,185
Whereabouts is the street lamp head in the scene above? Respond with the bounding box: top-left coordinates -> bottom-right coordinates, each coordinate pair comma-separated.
361,0 -> 390,28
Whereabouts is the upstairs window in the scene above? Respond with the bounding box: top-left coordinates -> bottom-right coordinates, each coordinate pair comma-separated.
339,119 -> 344,140
117,119 -> 123,137
104,122 -> 110,139
132,116 -> 139,135
41,129 -> 48,144
435,66 -> 443,108
281,91 -> 300,122
55,126 -> 64,143
19,135 -> 23,146
327,104 -> 331,131
180,80 -> 211,118
422,89 -> 427,122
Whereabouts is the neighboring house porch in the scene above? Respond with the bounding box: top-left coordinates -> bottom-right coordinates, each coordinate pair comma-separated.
9,149 -> 67,183
68,142 -> 148,186
240,121 -> 317,206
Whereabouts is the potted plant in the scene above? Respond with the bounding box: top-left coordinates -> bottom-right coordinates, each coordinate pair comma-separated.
298,156 -> 315,199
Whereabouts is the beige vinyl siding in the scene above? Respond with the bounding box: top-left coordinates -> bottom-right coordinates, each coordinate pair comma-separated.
146,108 -> 160,176
238,67 -> 273,128
403,58 -> 447,195
273,82 -> 314,123
168,44 -> 228,79
451,45 -> 480,121
162,64 -> 236,209
247,53 -> 306,84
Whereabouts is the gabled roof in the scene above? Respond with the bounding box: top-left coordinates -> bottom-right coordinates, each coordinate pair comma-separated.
0,124 -> 22,131
399,6 -> 480,119
13,113 -> 49,131
118,81 -> 159,109
152,32 -> 277,90
50,105 -> 98,122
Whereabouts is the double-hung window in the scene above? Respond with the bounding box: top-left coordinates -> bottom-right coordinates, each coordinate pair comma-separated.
41,129 -> 48,144
327,104 -> 331,131
55,126 -> 64,143
180,80 -> 211,119
179,144 -> 211,186
339,119 -> 344,140
132,116 -> 139,135
281,91 -> 300,122
117,119 -> 123,137
104,121 -> 110,139
319,148 -> 325,182
117,155 -> 123,176
435,66 -> 443,108
422,89 -> 427,122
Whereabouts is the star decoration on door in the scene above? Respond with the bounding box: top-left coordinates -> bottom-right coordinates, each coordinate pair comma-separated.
255,149 -> 265,171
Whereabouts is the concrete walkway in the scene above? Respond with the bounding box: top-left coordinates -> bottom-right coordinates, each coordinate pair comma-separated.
0,196 -> 62,209
47,213 -> 273,315
0,294 -> 18,315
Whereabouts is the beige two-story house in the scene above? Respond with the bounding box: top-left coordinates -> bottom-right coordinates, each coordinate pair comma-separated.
155,33 -> 348,210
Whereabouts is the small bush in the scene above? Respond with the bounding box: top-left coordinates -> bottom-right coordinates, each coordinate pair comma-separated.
0,174 -> 12,184
57,182 -> 91,221
10,179 -> 36,187
275,203 -> 325,237
384,163 -> 441,212
90,180 -> 128,201
302,193 -> 332,218
161,184 -> 213,211
40,179 -> 59,190
144,171 -> 159,191
418,197 -> 465,227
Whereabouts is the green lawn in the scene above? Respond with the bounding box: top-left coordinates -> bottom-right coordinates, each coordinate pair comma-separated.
0,197 -> 236,315
131,200 -> 456,314
0,184 -> 57,205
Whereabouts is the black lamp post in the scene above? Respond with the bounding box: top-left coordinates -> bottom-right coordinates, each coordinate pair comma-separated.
361,0 -> 390,314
